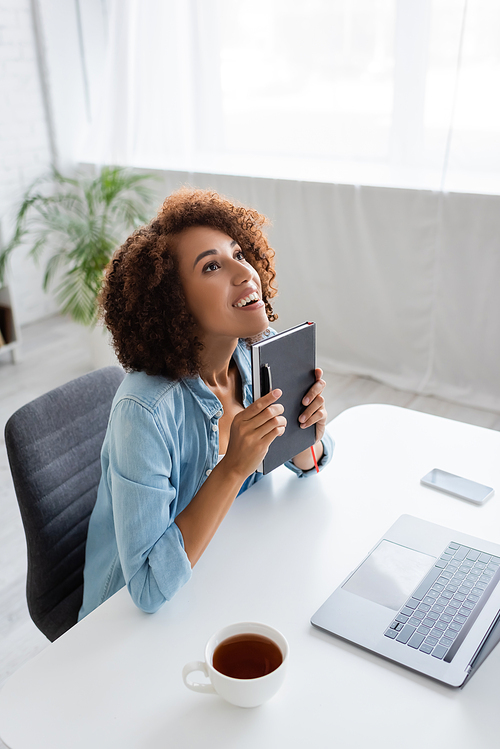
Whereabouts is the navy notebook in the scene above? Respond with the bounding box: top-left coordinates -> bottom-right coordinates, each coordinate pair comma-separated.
251,322 -> 316,474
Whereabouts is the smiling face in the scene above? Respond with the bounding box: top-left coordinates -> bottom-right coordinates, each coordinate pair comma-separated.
174,225 -> 270,345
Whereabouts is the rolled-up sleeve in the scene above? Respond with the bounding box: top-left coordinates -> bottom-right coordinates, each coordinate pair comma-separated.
284,431 -> 335,479
108,398 -> 192,613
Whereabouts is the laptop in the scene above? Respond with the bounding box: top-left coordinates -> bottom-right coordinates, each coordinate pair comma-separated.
311,514 -> 500,687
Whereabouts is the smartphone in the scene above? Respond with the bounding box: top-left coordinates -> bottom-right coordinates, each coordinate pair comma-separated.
420,468 -> 494,505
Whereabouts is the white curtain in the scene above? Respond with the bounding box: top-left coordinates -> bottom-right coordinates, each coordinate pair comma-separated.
78,0 -> 500,412
81,0 -> 500,195
80,0 -> 223,169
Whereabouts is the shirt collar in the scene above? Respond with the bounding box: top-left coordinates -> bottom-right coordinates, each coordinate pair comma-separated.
182,339 -> 253,417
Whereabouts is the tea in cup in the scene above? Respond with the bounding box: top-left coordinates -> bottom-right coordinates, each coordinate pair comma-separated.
182,622 -> 289,708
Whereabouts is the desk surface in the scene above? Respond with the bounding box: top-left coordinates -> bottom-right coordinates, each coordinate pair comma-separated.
2,404 -> 500,749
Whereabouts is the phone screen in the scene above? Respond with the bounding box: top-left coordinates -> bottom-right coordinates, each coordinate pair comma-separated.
421,468 -> 494,504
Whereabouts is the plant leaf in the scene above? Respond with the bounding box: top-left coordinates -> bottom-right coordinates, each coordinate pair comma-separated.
0,165 -> 158,322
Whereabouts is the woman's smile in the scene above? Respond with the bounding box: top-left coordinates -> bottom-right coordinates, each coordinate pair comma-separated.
233,297 -> 266,312
232,289 -> 263,309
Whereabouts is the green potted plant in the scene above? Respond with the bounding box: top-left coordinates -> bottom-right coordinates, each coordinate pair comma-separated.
0,166 -> 158,327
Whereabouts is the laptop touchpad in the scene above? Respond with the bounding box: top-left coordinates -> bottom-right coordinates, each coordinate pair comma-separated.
342,540 -> 436,611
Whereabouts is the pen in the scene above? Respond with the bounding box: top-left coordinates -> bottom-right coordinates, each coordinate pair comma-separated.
310,444 -> 319,473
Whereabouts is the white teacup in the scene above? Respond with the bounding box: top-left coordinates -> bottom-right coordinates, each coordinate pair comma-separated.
182,621 -> 289,708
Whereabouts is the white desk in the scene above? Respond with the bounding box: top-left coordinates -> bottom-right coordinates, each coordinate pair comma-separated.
2,404 -> 500,749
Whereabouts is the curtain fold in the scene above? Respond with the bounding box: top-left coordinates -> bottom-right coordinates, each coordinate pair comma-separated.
80,0 -> 223,168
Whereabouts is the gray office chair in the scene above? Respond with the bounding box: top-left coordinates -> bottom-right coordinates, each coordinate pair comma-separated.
4,365 -> 125,641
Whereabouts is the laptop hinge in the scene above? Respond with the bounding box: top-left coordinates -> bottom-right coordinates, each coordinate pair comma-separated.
466,608 -> 500,677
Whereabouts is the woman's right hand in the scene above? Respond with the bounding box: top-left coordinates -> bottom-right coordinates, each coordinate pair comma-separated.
223,389 -> 286,479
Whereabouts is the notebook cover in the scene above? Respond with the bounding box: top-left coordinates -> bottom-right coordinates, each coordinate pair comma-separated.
251,322 -> 316,474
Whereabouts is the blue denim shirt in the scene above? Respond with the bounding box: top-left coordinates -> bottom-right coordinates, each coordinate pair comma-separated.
79,336 -> 333,619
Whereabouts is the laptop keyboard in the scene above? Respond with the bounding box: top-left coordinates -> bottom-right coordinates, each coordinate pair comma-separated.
384,543 -> 500,662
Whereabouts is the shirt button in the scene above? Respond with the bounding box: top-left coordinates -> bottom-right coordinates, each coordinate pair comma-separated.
206,469 -> 212,476
215,410 -> 223,418
212,424 -> 218,431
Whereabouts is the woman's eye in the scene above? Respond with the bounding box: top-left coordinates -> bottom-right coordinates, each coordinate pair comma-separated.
235,250 -> 245,261
203,261 -> 220,273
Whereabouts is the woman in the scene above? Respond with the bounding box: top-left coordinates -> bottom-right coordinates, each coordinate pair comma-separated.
79,188 -> 333,619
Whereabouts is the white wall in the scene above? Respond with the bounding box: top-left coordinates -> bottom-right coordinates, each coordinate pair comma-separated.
0,0 -> 106,326
0,0 -> 56,324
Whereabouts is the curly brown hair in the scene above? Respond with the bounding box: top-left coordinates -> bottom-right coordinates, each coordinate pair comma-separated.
100,187 -> 278,379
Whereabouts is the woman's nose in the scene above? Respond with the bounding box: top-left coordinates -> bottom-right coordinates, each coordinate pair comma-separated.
231,260 -> 251,284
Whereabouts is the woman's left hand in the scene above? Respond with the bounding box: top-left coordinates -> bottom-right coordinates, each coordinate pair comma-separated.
299,367 -> 327,443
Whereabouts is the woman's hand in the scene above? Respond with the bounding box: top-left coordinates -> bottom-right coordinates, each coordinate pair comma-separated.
299,368 -> 327,442
292,368 -> 327,471
223,389 -> 287,479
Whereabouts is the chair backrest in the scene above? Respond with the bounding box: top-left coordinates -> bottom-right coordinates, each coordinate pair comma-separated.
5,365 -> 125,641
